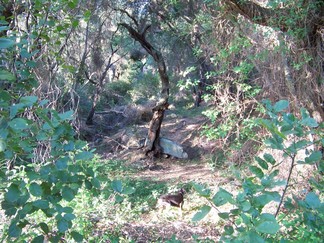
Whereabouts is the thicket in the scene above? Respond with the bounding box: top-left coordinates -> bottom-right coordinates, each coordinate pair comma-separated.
1,0 -> 323,242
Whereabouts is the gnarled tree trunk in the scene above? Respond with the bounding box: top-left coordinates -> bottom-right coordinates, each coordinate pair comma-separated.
120,22 -> 170,156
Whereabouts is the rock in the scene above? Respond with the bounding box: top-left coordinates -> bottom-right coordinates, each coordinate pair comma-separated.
159,137 -> 188,159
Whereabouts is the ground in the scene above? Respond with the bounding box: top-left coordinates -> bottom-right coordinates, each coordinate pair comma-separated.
84,105 -> 227,242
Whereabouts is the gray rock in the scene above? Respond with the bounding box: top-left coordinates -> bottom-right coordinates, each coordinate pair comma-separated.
159,137 -> 188,159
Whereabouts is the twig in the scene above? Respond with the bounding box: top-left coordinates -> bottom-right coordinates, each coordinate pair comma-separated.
275,152 -> 296,217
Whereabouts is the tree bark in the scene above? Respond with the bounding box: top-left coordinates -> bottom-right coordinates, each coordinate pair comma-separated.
120,22 -> 170,156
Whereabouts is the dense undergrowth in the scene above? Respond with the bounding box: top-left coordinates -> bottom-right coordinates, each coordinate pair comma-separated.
1,0 -> 323,242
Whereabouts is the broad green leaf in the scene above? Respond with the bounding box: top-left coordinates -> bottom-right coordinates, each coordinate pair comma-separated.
255,213 -> 280,234
91,178 -> 101,189
33,200 -> 49,209
255,220 -> 280,234
255,157 -> 268,170
250,166 -> 264,179
58,110 -> 74,120
8,223 -> 22,238
20,96 -> 38,107
0,138 -> 6,152
9,118 -> 29,130
254,192 -> 280,208
218,212 -> 229,219
5,184 -> 20,202
64,213 -> 76,221
273,100 -> 289,112
39,222 -> 49,234
0,90 -> 11,102
0,26 -> 9,31
264,137 -> 284,150
71,231 -> 84,242
212,188 -> 234,206
301,117 -> 318,128
111,180 -> 122,193
305,192 -> 321,209
75,151 -> 93,160
0,69 -> 16,81
31,235 -> 44,243
241,200 -> 251,212
248,231 -> 265,243
115,194 -> 124,203
223,225 -> 234,235
304,151 -> 322,164
0,38 -> 15,49
121,185 -> 135,194
192,183 -> 211,197
62,187 -> 75,202
57,218 -> 69,233
56,157 -> 68,170
29,183 -> 43,197
263,153 -> 276,165
192,205 -> 211,222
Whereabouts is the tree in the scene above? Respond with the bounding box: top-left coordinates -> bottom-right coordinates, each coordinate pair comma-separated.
117,4 -> 170,157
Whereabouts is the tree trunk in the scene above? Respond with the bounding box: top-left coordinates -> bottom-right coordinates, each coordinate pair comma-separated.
120,22 -> 170,156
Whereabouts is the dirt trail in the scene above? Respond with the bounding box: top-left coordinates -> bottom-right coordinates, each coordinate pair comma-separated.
89,107 -> 223,241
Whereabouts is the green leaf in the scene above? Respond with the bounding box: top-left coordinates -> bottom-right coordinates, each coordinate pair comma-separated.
273,100 -> 289,112
115,194 -> 124,203
305,192 -> 321,209
31,235 -> 45,243
122,186 -> 135,194
33,200 -> 49,209
304,151 -> 322,164
111,180 -> 123,193
5,184 -> 20,202
255,157 -> 268,170
255,213 -> 280,234
224,225 -> 234,235
9,118 -> 29,130
218,212 -> 229,219
8,223 -> 22,238
62,187 -> 75,202
57,218 -> 69,233
0,69 -> 16,81
212,188 -> 234,206
20,96 -> 38,107
75,151 -> 93,160
250,166 -> 264,179
0,138 -> 6,152
39,222 -> 49,234
301,117 -> 318,128
263,153 -> 276,165
241,200 -> 251,212
91,178 -> 101,189
248,231 -> 265,243
192,183 -> 211,197
71,231 -> 84,242
192,205 -> 211,222
55,157 -> 68,170
0,38 -> 15,49
29,183 -> 43,197
58,110 -> 74,120
64,213 -> 76,221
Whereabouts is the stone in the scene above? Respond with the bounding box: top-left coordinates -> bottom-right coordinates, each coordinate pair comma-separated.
159,137 -> 188,159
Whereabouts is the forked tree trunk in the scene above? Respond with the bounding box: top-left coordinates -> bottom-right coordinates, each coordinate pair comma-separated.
120,22 -> 170,156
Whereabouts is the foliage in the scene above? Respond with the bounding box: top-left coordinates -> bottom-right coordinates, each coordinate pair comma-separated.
0,4 -> 102,242
192,100 -> 323,242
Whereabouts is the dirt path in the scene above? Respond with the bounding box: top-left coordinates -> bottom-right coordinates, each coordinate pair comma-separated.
89,108 -> 223,241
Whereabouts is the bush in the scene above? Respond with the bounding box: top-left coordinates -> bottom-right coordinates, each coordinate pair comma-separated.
192,100 -> 324,242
